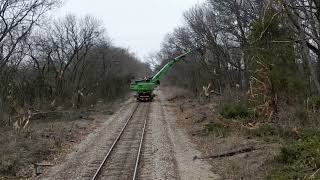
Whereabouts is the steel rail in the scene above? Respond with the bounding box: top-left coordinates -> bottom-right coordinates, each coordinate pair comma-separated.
132,103 -> 150,180
91,103 -> 141,180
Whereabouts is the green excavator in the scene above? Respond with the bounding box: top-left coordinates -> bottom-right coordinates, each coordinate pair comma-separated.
130,50 -> 193,101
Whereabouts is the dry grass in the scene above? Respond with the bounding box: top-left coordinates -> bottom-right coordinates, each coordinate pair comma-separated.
0,100 -> 119,179
0,118 -> 94,178
162,87 -> 281,179
162,85 -> 320,179
0,93 -> 128,178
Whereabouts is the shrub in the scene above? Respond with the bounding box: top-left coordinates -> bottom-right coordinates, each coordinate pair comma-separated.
310,96 -> 320,109
0,156 -> 17,176
293,109 -> 308,122
269,130 -> 320,179
252,124 -> 278,137
276,145 -> 300,164
204,122 -> 229,137
219,103 -> 250,119
300,128 -> 320,139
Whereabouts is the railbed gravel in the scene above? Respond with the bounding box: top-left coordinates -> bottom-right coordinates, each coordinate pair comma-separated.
158,90 -> 220,180
37,90 -> 219,180
138,89 -> 220,180
36,100 -> 137,180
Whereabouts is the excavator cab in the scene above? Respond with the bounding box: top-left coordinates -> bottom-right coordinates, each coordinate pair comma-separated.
133,77 -> 152,83
130,77 -> 155,101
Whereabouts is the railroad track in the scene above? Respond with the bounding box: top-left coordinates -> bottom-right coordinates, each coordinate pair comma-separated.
89,102 -> 150,180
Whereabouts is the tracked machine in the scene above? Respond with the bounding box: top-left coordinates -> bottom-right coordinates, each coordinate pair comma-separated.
130,50 -> 193,102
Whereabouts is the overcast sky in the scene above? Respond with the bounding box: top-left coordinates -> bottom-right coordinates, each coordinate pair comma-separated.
53,0 -> 204,61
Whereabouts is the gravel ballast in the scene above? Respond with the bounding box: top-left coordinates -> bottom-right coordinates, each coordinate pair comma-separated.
37,91 -> 219,180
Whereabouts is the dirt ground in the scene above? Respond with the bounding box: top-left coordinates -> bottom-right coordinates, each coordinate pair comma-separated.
161,87 -> 280,179
156,90 -> 220,180
0,99 -> 122,179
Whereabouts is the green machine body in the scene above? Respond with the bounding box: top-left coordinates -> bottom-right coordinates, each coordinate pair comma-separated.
130,50 -> 192,101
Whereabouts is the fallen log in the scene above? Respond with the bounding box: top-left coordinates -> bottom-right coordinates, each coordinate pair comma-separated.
30,111 -> 91,121
210,90 -> 222,96
194,146 -> 262,160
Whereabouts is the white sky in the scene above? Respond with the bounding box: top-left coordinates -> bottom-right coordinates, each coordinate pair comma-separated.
53,0 -> 204,61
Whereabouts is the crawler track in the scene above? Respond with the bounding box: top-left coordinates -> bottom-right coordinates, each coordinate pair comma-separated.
90,102 -> 150,180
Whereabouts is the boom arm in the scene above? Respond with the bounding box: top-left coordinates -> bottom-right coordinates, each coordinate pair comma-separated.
151,50 -> 192,84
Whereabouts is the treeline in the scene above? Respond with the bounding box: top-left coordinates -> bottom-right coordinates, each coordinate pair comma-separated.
0,0 -> 149,126
156,0 -> 320,119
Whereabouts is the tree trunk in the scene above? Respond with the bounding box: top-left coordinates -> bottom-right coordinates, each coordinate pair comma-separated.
301,33 -> 320,94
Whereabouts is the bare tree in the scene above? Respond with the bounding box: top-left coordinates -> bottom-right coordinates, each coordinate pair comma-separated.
282,0 -> 320,93
40,14 -> 104,97
0,0 -> 60,71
